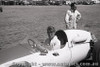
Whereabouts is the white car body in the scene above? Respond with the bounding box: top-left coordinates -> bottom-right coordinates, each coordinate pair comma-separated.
0,30 -> 93,67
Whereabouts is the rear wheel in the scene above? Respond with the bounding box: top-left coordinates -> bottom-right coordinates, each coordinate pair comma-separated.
98,49 -> 100,67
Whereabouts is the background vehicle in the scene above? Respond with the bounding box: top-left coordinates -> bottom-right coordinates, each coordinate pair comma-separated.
0,7 -> 2,12
65,1 -> 71,5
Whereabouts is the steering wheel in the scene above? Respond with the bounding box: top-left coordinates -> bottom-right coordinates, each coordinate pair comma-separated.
28,39 -> 37,49
28,39 -> 48,55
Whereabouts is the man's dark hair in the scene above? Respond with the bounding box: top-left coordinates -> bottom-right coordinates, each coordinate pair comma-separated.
70,2 -> 77,11
47,26 -> 55,34
70,2 -> 76,7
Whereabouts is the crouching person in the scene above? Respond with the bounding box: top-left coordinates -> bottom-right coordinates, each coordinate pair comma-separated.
45,26 -> 56,46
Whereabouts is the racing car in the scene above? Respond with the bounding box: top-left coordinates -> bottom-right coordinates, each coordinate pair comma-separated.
0,29 -> 98,67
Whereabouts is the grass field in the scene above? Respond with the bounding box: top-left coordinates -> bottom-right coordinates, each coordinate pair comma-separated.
0,5 -> 100,50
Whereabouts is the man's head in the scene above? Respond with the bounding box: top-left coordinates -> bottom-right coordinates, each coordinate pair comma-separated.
70,3 -> 77,12
47,26 -> 55,40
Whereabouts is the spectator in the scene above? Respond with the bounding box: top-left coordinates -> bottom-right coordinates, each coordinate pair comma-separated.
65,3 -> 81,29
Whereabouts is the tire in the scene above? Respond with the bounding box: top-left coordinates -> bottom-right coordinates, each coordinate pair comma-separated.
92,46 -> 97,62
98,49 -> 100,67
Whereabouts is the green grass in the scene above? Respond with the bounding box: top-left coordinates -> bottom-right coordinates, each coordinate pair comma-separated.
0,5 -> 100,50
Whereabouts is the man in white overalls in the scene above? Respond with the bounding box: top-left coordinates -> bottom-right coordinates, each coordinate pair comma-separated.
65,3 -> 81,29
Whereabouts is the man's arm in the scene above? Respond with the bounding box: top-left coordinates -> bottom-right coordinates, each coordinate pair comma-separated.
65,11 -> 70,24
76,10 -> 81,21
65,10 -> 70,28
